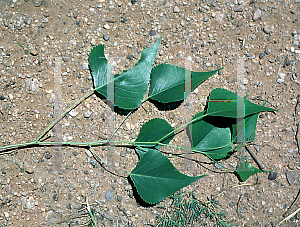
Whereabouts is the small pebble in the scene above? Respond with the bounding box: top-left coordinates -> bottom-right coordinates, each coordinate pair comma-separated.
234,5 -> 243,12
131,0 -> 137,4
53,193 -> 58,201
91,38 -> 96,46
173,6 -> 180,13
263,26 -> 274,34
265,48 -> 271,55
84,170 -> 89,175
253,9 -> 262,21
83,62 -> 89,70
105,190 -> 114,201
103,24 -> 110,29
117,195 -> 122,202
25,167 -> 34,174
237,20 -> 242,27
30,49 -> 38,56
45,153 -> 52,159
69,110 -> 78,117
268,172 -> 277,180
84,110 -> 93,118
103,34 -> 110,41
259,53 -> 265,59
85,150 -> 93,158
149,29 -> 156,36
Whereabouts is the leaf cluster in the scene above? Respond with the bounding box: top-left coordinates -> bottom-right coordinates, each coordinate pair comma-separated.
88,36 -> 277,205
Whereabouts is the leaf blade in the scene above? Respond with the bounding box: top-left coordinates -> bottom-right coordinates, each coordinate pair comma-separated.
134,118 -> 174,148
148,64 -> 222,103
189,111 -> 233,160
130,149 -> 206,204
90,37 -> 162,109
234,162 -> 270,182
206,88 -> 277,118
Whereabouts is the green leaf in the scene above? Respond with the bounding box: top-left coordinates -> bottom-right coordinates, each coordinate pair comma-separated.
134,118 -> 174,148
231,101 -> 268,143
189,111 -> 233,160
231,114 -> 259,143
234,161 -> 270,182
148,64 -> 222,103
206,88 -> 277,118
89,45 -> 109,89
130,149 -> 206,204
90,36 -> 161,109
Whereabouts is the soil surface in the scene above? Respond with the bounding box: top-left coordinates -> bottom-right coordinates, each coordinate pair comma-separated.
0,0 -> 300,226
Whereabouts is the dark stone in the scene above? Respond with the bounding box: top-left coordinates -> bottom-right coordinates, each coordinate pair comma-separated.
0,96 -> 5,100
25,117 -> 31,122
131,0 -> 137,4
149,29 -> 156,36
259,53 -> 265,59
121,17 -> 128,23
84,170 -> 89,175
53,193 -> 58,201
45,153 -> 52,159
67,204 -> 72,209
268,172 -> 277,180
129,190 -> 134,198
127,54 -> 134,60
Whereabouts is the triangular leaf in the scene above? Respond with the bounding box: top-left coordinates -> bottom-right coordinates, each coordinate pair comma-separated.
148,64 -> 222,103
90,36 -> 162,109
189,111 -> 233,160
130,149 -> 206,204
206,88 -> 277,118
231,101 -> 268,143
234,161 -> 270,182
134,118 -> 174,148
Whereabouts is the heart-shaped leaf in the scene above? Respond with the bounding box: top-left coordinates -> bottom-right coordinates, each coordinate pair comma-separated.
206,88 -> 277,118
130,149 -> 206,204
134,118 -> 174,148
189,111 -> 233,160
148,64 -> 222,103
90,36 -> 161,109
234,161 -> 270,182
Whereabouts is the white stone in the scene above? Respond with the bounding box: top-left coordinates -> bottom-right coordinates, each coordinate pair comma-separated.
91,38 -> 96,46
103,24 -> 110,29
173,6 -> 180,13
83,62 -> 89,70
291,47 -> 295,52
8,94 -> 13,101
69,110 -> 78,117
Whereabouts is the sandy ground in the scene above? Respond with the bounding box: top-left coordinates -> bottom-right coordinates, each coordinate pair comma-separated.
0,0 -> 300,226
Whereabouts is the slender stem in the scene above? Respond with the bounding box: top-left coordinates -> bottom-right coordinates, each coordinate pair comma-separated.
89,146 -> 128,176
36,89 -> 95,141
109,110 -> 134,141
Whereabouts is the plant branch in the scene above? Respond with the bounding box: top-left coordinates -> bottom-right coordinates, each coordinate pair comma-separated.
36,89 -> 95,142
